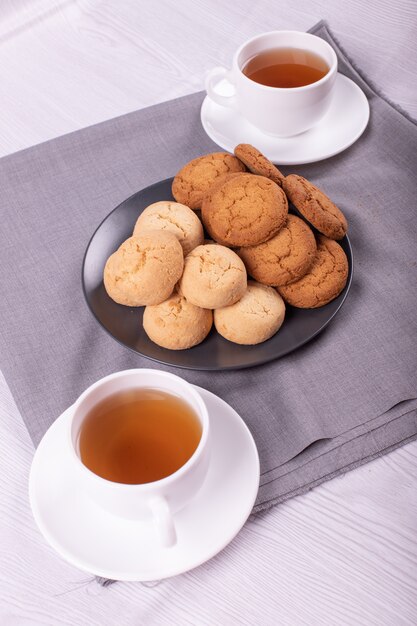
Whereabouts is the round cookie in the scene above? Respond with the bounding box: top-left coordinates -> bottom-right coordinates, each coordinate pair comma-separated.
172,152 -> 246,209
103,231 -> 183,306
283,174 -> 348,240
201,173 -> 288,247
234,144 -> 284,186
143,293 -> 213,350
238,214 -> 317,287
178,244 -> 247,309
133,201 -> 204,256
214,281 -> 286,345
277,235 -> 349,308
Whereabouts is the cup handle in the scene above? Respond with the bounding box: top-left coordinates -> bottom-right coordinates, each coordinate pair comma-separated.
205,66 -> 237,109
149,495 -> 177,548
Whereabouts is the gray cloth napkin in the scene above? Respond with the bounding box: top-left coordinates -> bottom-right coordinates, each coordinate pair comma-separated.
0,22 -> 416,513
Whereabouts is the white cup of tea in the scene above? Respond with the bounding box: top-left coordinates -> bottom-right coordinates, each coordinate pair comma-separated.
68,369 -> 210,548
205,30 -> 338,137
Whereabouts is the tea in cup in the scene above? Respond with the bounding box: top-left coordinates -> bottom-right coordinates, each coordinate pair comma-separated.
205,30 -> 338,137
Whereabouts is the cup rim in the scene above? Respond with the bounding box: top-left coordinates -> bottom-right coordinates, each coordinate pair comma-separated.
233,30 -> 338,92
67,368 -> 209,490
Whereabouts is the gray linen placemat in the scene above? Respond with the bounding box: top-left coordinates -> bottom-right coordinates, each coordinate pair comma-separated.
0,22 -> 416,512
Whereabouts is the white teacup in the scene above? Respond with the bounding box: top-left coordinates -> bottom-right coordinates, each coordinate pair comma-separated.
205,31 -> 338,137
68,369 -> 210,548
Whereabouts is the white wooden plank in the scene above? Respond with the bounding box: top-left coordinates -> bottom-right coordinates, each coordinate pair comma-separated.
0,0 -> 415,156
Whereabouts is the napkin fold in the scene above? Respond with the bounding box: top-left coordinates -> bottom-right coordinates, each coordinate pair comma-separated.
0,21 -> 416,514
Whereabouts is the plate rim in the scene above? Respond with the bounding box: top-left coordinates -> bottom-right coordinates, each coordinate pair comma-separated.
81,178 -> 354,371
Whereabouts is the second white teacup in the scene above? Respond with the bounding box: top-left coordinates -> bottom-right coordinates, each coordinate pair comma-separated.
205,30 -> 338,137
68,369 -> 210,548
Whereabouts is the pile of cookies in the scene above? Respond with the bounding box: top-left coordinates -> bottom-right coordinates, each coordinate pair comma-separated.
103,144 -> 349,350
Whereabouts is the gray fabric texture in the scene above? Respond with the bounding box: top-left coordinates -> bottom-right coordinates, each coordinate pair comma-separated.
0,22 -> 416,511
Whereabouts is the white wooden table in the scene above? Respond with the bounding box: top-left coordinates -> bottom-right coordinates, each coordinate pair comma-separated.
1,2 -> 416,624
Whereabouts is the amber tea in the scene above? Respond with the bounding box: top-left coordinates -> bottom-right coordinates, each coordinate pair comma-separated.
78,388 -> 202,484
242,47 -> 329,88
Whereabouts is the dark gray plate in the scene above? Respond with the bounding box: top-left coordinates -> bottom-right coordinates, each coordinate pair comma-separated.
82,178 -> 353,371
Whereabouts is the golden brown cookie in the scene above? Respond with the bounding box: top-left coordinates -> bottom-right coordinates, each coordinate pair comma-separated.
201,173 -> 288,247
238,214 -> 317,286
133,201 -> 204,256
234,144 -> 284,186
178,244 -> 247,309
201,171 -> 243,197
172,152 -> 246,209
103,231 -> 183,306
277,235 -> 348,308
143,293 -> 213,350
214,281 -> 286,345
282,174 -> 348,240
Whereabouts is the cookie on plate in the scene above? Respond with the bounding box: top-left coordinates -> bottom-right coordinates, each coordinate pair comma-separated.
277,235 -> 349,308
234,143 -> 284,186
283,174 -> 348,240
214,280 -> 286,345
238,214 -> 316,286
202,173 -> 288,247
172,152 -> 246,209
143,293 -> 213,350
103,231 -> 183,306
178,243 -> 247,309
133,201 -> 203,256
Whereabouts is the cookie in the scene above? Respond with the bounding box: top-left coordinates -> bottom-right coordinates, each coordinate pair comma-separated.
238,214 -> 317,286
143,293 -> 213,350
277,235 -> 349,308
201,173 -> 288,247
214,281 -> 286,345
133,201 -> 204,256
103,231 -> 183,306
283,174 -> 348,240
234,144 -> 284,186
178,244 -> 247,309
172,152 -> 246,209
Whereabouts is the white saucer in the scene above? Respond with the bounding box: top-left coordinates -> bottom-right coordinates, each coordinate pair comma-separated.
201,73 -> 370,165
29,385 -> 260,581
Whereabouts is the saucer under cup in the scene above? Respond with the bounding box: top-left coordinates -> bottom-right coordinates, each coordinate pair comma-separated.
29,385 -> 260,581
201,73 -> 369,165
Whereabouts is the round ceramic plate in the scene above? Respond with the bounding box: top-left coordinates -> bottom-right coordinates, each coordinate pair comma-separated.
29,386 -> 260,581
82,178 -> 353,370
200,73 -> 370,165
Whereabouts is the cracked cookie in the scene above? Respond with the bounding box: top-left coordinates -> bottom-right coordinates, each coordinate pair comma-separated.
143,293 -> 213,350
277,235 -> 348,308
234,143 -> 284,186
172,152 -> 246,209
178,243 -> 247,309
133,201 -> 203,256
103,231 -> 183,306
238,214 -> 317,286
201,173 -> 288,247
214,280 -> 286,345
283,174 -> 348,240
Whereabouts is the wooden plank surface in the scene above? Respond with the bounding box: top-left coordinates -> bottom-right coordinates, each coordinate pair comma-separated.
0,1 -> 416,624
0,0 -> 416,157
